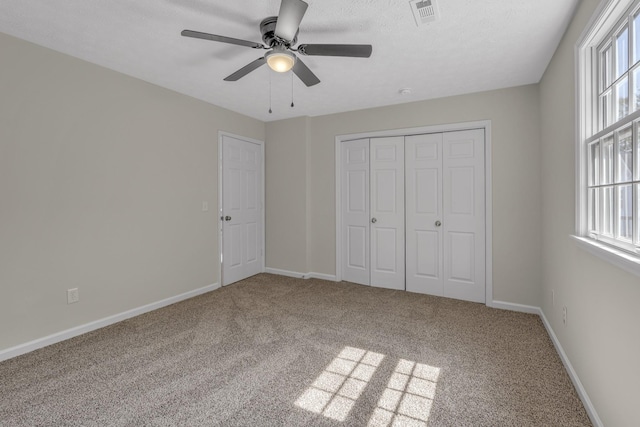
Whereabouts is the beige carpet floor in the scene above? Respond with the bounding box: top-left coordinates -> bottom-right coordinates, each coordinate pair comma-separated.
0,274 -> 591,426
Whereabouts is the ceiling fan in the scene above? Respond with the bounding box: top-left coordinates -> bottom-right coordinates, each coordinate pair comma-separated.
181,0 -> 372,87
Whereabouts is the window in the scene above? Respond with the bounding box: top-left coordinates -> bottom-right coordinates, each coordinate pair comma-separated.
578,0 -> 640,270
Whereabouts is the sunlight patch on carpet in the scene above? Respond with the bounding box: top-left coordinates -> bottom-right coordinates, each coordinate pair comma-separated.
295,346 -> 384,421
367,359 -> 440,426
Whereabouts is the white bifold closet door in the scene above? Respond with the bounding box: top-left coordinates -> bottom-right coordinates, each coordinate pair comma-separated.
342,137 -> 404,289
405,129 -> 485,303
341,129 -> 484,303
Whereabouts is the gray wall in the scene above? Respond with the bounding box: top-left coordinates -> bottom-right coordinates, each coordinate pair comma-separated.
540,1 -> 640,425
265,117 -> 310,274
0,33 -> 264,351
267,85 -> 543,306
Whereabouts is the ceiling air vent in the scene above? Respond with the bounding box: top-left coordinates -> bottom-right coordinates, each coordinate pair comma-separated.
409,0 -> 440,26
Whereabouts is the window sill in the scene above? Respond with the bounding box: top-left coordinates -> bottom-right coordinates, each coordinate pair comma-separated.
571,235 -> 640,278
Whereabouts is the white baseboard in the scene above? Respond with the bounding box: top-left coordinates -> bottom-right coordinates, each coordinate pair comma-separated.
489,300 -> 541,314
0,282 -> 219,363
305,272 -> 338,281
264,267 -> 306,279
538,309 -> 603,427
264,268 -> 337,282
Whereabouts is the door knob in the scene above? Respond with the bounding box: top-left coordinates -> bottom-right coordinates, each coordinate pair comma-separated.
435,220 -> 442,227
371,218 -> 377,223
225,216 -> 232,221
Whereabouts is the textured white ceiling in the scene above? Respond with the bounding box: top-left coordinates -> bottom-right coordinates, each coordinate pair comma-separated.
0,0 -> 578,122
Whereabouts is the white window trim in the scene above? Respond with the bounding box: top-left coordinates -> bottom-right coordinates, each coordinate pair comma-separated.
576,0 -> 640,278
572,235 -> 640,277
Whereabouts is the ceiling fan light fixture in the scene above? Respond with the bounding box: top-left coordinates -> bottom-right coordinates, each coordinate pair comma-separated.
266,47 -> 296,72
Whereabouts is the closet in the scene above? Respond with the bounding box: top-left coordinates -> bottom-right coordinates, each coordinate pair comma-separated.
340,129 -> 486,303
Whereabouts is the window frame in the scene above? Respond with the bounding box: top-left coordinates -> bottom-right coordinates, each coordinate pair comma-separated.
576,0 -> 640,277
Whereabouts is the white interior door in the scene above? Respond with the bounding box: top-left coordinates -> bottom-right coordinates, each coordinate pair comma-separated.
370,137 -> 405,290
222,135 -> 263,286
342,139 -> 370,286
443,129 -> 485,302
406,133 -> 444,295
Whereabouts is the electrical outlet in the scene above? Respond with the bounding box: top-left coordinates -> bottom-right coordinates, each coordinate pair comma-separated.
202,201 -> 209,212
67,288 -> 79,304
562,306 -> 567,325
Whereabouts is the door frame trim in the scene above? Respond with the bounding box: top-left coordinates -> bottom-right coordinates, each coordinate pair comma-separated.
218,131 -> 266,287
334,120 -> 493,304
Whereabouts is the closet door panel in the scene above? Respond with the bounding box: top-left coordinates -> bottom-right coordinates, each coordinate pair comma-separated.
370,137 -> 405,290
443,129 -> 485,303
406,133 -> 444,295
342,139 -> 370,285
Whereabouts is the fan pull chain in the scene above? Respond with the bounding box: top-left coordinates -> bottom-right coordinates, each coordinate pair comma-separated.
291,71 -> 295,108
268,70 -> 273,114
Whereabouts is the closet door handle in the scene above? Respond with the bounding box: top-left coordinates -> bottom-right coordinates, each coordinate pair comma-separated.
371,218 -> 377,224
435,220 -> 442,227
225,216 -> 232,221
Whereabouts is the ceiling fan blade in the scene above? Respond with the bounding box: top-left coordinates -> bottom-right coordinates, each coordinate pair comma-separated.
275,0 -> 309,41
181,30 -> 263,49
297,44 -> 373,58
224,57 -> 267,81
292,56 -> 320,87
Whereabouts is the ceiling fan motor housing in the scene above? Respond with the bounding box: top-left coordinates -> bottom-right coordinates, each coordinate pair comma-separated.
260,16 -> 298,47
